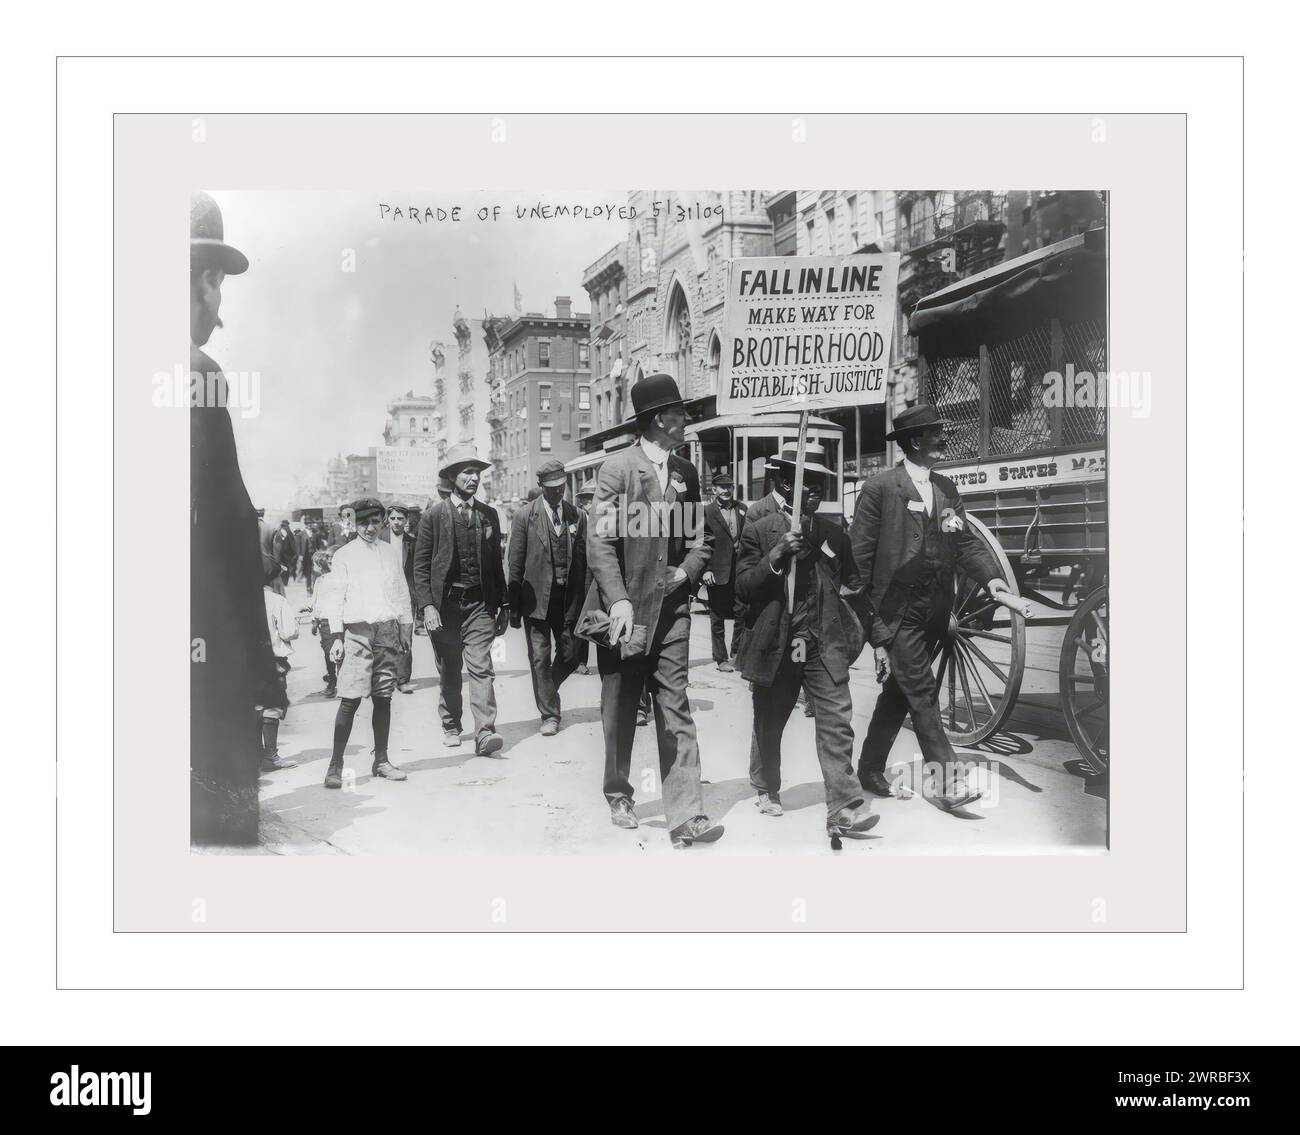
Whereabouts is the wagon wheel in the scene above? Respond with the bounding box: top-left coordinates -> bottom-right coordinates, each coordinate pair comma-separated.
930,514 -> 1026,745
1059,585 -> 1109,775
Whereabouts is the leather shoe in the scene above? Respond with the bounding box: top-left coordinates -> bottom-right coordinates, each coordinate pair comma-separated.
859,769 -> 895,797
754,793 -> 783,817
260,754 -> 294,772
540,719 -> 559,737
372,760 -> 408,781
609,797 -> 638,829
476,732 -> 505,757
443,730 -> 462,748
935,785 -> 982,811
718,660 -> 734,673
635,709 -> 650,727
670,816 -> 724,848
324,762 -> 344,789
827,808 -> 880,837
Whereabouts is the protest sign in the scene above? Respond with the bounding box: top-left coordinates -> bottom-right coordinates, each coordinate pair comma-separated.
376,446 -> 439,498
717,253 -> 901,415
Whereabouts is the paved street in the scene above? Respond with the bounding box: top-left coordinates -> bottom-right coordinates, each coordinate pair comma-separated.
257,579 -> 1107,856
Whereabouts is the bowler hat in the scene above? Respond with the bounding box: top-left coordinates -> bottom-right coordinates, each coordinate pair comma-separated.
767,441 -> 836,481
439,443 -> 490,480
630,372 -> 685,419
536,458 -> 567,488
885,403 -> 946,441
190,191 -> 249,276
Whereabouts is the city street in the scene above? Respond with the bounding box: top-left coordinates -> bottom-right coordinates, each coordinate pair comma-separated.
255,579 -> 1107,856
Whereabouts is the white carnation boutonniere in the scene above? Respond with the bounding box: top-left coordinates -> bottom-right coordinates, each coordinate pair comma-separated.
669,474 -> 688,495
939,507 -> 963,534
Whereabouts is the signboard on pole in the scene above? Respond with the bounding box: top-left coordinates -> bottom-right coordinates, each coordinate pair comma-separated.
717,253 -> 901,415
376,445 -> 439,498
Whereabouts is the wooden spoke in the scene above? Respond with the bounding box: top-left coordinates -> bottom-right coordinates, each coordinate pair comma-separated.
965,629 -> 1014,645
958,636 -> 1011,685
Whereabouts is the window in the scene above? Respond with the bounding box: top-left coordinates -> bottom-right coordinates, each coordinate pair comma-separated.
579,342 -> 589,366
421,416 -> 429,432
538,341 -> 551,367
538,383 -> 553,413
825,207 -> 836,254
539,426 -> 552,452
578,385 -> 591,410
409,417 -> 416,431
847,195 -> 858,248
805,218 -> 815,252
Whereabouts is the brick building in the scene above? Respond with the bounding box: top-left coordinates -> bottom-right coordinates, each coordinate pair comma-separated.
484,298 -> 591,502
581,242 -> 627,432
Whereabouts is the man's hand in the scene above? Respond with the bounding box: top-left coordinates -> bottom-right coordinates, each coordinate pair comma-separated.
329,638 -> 345,664
702,570 -> 716,586
988,579 -> 1032,619
608,598 -> 635,644
494,609 -> 510,637
509,610 -> 522,630
423,604 -> 442,634
767,530 -> 808,569
873,646 -> 891,685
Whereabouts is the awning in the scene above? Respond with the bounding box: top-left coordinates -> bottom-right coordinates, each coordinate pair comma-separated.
909,227 -> 1106,358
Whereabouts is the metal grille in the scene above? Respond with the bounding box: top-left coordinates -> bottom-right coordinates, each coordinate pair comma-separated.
988,324 -> 1053,456
925,356 -> 980,460
1060,317 -> 1108,445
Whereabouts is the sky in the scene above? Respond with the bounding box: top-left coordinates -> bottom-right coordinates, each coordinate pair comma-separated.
209,191 -> 630,506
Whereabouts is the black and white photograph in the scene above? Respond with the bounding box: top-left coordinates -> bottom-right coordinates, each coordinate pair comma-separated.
188,186 -> 1111,857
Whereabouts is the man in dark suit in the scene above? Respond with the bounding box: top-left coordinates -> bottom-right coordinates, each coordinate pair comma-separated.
273,519 -> 297,583
508,459 -> 587,735
735,453 -> 876,838
413,444 -> 509,757
702,471 -> 747,671
573,480 -> 597,675
189,191 -> 281,846
850,404 -> 1014,810
294,523 -> 313,592
582,373 -> 722,848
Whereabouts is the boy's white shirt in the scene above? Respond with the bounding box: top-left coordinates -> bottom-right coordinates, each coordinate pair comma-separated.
318,536 -> 414,629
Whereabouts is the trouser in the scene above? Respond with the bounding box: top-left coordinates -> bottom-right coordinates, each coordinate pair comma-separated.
318,626 -> 336,686
432,597 -> 498,741
395,620 -> 413,686
859,584 -> 961,778
749,635 -> 864,818
596,594 -> 704,832
707,580 -> 745,663
525,588 -> 577,722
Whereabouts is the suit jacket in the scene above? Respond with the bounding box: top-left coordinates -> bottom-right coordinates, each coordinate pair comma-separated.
508,494 -> 587,623
745,491 -> 782,525
190,344 -> 280,841
581,442 -> 713,634
734,510 -> 864,688
704,499 -> 747,584
848,463 -> 1000,647
413,496 -> 506,615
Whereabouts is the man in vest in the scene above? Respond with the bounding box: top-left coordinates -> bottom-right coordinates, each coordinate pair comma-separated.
413,445 -> 509,757
508,459 -> 588,735
850,405 -> 1014,810
383,503 -> 418,694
